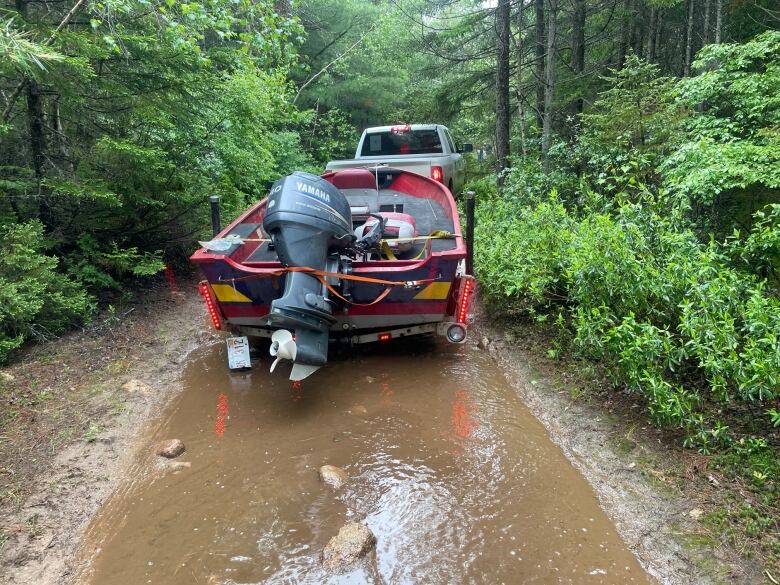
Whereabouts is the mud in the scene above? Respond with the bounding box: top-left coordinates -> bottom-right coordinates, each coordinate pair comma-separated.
74,335 -> 654,584
475,311 -> 763,585
1,288 -> 758,585
0,284 -> 218,585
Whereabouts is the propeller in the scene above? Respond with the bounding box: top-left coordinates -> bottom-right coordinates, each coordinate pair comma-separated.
269,330 -> 297,373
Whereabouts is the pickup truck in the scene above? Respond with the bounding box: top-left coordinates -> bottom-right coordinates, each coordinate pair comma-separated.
326,124 -> 472,196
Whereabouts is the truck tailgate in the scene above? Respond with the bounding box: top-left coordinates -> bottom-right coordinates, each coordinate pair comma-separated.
326,158 -> 433,178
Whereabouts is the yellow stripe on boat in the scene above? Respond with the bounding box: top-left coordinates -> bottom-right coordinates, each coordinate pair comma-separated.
211,284 -> 252,303
413,282 -> 451,300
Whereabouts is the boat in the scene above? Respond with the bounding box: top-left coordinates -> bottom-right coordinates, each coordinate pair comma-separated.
190,167 -> 476,380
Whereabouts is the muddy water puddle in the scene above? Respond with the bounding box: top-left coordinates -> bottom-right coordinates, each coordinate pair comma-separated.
78,339 -> 653,584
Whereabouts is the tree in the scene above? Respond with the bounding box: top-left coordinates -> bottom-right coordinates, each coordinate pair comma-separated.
0,0 -> 307,355
535,0 -> 546,127
684,0 -> 695,76
496,0 -> 512,181
541,0 -> 558,167
515,0 -> 529,157
571,0 -> 586,113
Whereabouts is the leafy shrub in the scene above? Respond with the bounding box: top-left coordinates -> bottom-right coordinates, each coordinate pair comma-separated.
661,31 -> 780,233
0,221 -> 94,361
475,34 -> 780,442
727,203 -> 780,283
476,181 -> 780,436
65,234 -> 165,292
474,192 -> 571,305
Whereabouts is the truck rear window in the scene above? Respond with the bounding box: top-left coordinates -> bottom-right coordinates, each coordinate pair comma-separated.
360,129 -> 443,156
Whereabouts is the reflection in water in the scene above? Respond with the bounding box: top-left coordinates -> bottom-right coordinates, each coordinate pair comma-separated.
290,379 -> 303,403
77,338 -> 654,585
214,392 -> 229,438
451,389 -> 478,438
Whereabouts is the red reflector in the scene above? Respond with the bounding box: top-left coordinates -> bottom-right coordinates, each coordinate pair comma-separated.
456,276 -> 475,324
198,281 -> 222,331
378,332 -> 392,343
431,166 -> 444,183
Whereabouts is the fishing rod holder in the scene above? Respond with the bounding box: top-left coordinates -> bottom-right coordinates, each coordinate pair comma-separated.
210,195 -> 221,237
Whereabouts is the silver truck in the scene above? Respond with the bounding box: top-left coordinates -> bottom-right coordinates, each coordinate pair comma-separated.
325,124 -> 472,195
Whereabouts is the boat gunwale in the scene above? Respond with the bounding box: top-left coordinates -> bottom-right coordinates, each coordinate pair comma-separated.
190,168 -> 467,278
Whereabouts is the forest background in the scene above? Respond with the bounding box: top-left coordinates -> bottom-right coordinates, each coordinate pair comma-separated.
1,0 -> 779,571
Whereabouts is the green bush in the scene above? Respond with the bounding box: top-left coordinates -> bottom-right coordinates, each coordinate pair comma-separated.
476,183 -> 780,437
475,33 -> 780,445
0,221 -> 94,361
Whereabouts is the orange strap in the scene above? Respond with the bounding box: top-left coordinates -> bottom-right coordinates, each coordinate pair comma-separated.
320,280 -> 392,306
221,266 -> 432,307
226,265 -> 434,288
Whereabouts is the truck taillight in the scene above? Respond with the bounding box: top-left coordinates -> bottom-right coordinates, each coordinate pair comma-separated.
198,281 -> 223,330
431,166 -> 444,183
456,276 -> 475,324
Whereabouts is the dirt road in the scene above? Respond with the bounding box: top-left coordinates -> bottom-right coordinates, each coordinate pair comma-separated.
0,285 -> 760,584
75,339 -> 653,584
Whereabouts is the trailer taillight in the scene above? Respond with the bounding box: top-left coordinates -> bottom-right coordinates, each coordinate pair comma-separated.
456,276 -> 475,324
198,281 -> 223,330
431,166 -> 444,183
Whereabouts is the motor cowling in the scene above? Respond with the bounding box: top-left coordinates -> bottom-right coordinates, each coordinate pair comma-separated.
262,172 -> 352,378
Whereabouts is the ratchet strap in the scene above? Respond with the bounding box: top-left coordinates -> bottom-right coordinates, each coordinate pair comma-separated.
221,266 -> 435,307
380,230 -> 459,261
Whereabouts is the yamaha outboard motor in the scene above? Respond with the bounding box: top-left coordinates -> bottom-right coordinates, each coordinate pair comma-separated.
262,172 -> 352,380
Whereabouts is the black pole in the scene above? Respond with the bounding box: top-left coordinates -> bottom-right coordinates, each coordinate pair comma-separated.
465,190 -> 475,276
210,195 -> 221,237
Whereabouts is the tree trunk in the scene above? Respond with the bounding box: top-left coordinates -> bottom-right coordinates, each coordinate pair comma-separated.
629,0 -> 641,57
515,0 -> 527,158
571,0 -> 585,114
535,0 -> 545,129
496,0 -> 512,183
617,0 -> 631,69
15,0 -> 46,178
645,7 -> 657,62
541,0 -> 557,168
26,80 -> 46,178
715,0 -> 722,44
703,0 -> 711,44
50,96 -> 71,173
684,0 -> 695,76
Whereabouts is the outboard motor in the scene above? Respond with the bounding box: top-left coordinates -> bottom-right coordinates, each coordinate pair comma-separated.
262,172 -> 352,380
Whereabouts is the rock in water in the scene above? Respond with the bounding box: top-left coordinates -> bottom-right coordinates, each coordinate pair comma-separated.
321,523 -> 376,572
157,439 -> 185,459
318,465 -> 348,489
477,336 -> 490,350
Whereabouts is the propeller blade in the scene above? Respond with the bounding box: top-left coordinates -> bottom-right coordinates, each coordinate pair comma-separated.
269,329 -> 297,374
270,329 -> 294,357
